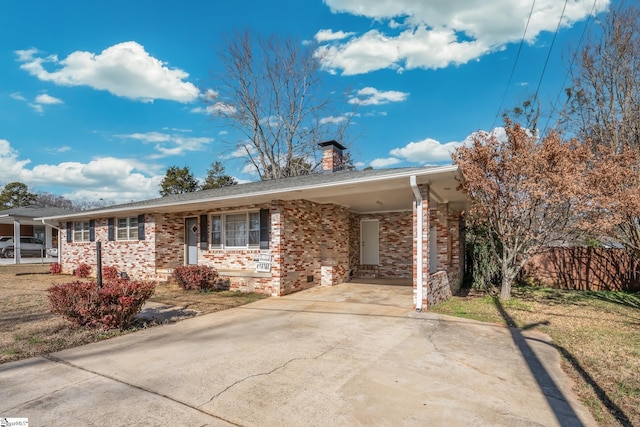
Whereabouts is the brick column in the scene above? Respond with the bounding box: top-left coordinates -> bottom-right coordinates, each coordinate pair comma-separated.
436,203 -> 450,273
448,211 -> 463,293
270,201 -> 284,296
413,184 -> 430,308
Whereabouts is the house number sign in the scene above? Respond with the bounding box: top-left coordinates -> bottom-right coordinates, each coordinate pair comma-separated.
255,253 -> 272,272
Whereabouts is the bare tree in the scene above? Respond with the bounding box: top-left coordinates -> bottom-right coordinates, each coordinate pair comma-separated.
453,120 -> 592,300
568,2 -> 640,258
207,31 -> 353,180
35,192 -> 74,209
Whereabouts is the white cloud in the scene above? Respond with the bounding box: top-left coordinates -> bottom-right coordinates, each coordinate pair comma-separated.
0,139 -> 162,203
224,143 -> 257,160
370,157 -> 401,168
29,103 -> 44,114
117,131 -> 213,158
319,115 -> 348,125
45,145 -> 72,155
390,137 -> 463,164
15,41 -> 199,102
314,29 -> 356,42
316,30 -> 402,75
319,0 -> 610,74
349,87 -> 409,106
0,139 -> 32,180
11,92 -> 64,113
10,93 -> 27,101
120,132 -> 171,144
34,93 -> 63,105
191,101 -> 237,115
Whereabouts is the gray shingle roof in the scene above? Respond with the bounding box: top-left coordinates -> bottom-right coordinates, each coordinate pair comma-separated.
38,165 -> 461,220
85,167 -> 430,211
0,205 -> 75,218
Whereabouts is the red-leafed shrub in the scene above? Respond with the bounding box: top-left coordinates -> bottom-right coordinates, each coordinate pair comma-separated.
102,265 -> 120,280
75,263 -> 91,278
50,262 -> 63,275
173,265 -> 219,291
47,279 -> 156,330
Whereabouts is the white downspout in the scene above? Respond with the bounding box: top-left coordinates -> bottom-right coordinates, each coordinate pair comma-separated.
410,176 -> 423,311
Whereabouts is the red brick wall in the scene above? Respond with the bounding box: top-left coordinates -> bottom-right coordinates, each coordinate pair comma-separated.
429,271 -> 452,306
60,215 -> 156,279
413,184 -> 431,308
320,204 -> 351,285
447,211 -> 463,292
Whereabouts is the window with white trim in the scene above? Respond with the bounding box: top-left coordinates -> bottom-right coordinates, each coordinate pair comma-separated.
117,217 -> 139,240
210,211 -> 265,248
73,221 -> 90,242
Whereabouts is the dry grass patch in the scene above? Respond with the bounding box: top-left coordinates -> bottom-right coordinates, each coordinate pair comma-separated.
149,280 -> 267,314
431,287 -> 640,427
0,264 -> 267,364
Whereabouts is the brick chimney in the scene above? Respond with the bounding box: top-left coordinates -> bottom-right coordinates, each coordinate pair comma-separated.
319,140 -> 347,172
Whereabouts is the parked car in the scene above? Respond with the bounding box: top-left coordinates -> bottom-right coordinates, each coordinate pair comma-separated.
0,236 -> 46,258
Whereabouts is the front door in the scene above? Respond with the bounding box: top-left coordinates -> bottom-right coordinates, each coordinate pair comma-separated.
361,219 -> 380,265
185,217 -> 198,265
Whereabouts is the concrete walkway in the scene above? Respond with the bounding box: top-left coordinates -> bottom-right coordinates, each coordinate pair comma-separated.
0,282 -> 595,426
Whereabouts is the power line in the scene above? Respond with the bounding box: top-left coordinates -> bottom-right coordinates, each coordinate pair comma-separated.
541,0 -> 598,136
532,0 -> 570,109
491,0 -> 537,130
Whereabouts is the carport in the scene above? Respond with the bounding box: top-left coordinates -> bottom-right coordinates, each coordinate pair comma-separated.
0,206 -> 69,264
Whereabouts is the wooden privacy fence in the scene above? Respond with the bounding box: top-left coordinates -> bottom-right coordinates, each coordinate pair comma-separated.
522,247 -> 640,292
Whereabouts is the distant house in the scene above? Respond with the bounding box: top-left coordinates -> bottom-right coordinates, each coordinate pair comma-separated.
39,142 -> 469,309
0,205 -> 70,262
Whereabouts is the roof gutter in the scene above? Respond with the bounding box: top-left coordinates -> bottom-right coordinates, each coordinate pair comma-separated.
410,175 -> 424,312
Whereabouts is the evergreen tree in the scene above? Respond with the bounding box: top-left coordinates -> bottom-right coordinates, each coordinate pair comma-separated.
201,162 -> 237,190
159,166 -> 199,197
0,182 -> 37,209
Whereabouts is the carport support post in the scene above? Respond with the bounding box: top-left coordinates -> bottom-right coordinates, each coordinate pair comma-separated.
96,241 -> 103,289
13,219 -> 21,264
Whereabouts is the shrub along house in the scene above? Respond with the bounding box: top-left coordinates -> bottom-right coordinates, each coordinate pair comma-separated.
39,142 -> 468,309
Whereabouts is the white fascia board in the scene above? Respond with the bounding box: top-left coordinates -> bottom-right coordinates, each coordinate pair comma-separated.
37,165 -> 460,221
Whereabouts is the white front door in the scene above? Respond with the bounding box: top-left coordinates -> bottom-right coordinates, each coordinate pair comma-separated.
185,217 -> 198,265
361,220 -> 380,265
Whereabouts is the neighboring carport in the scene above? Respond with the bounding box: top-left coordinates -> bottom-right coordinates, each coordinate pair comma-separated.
0,206 -> 70,264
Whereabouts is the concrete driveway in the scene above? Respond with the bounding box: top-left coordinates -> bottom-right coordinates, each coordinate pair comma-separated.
1,282 -> 595,426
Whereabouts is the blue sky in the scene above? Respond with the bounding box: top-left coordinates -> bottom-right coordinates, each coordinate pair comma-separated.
0,0 -> 612,203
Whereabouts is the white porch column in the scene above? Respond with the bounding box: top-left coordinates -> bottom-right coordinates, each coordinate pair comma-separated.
45,226 -> 53,254
13,219 -> 21,264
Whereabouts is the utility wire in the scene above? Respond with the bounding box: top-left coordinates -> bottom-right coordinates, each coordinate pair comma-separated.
532,0 -> 570,111
491,0 -> 537,130
541,0 -> 598,136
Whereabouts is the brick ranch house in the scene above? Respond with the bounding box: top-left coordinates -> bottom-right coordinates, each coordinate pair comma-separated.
39,142 -> 469,309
